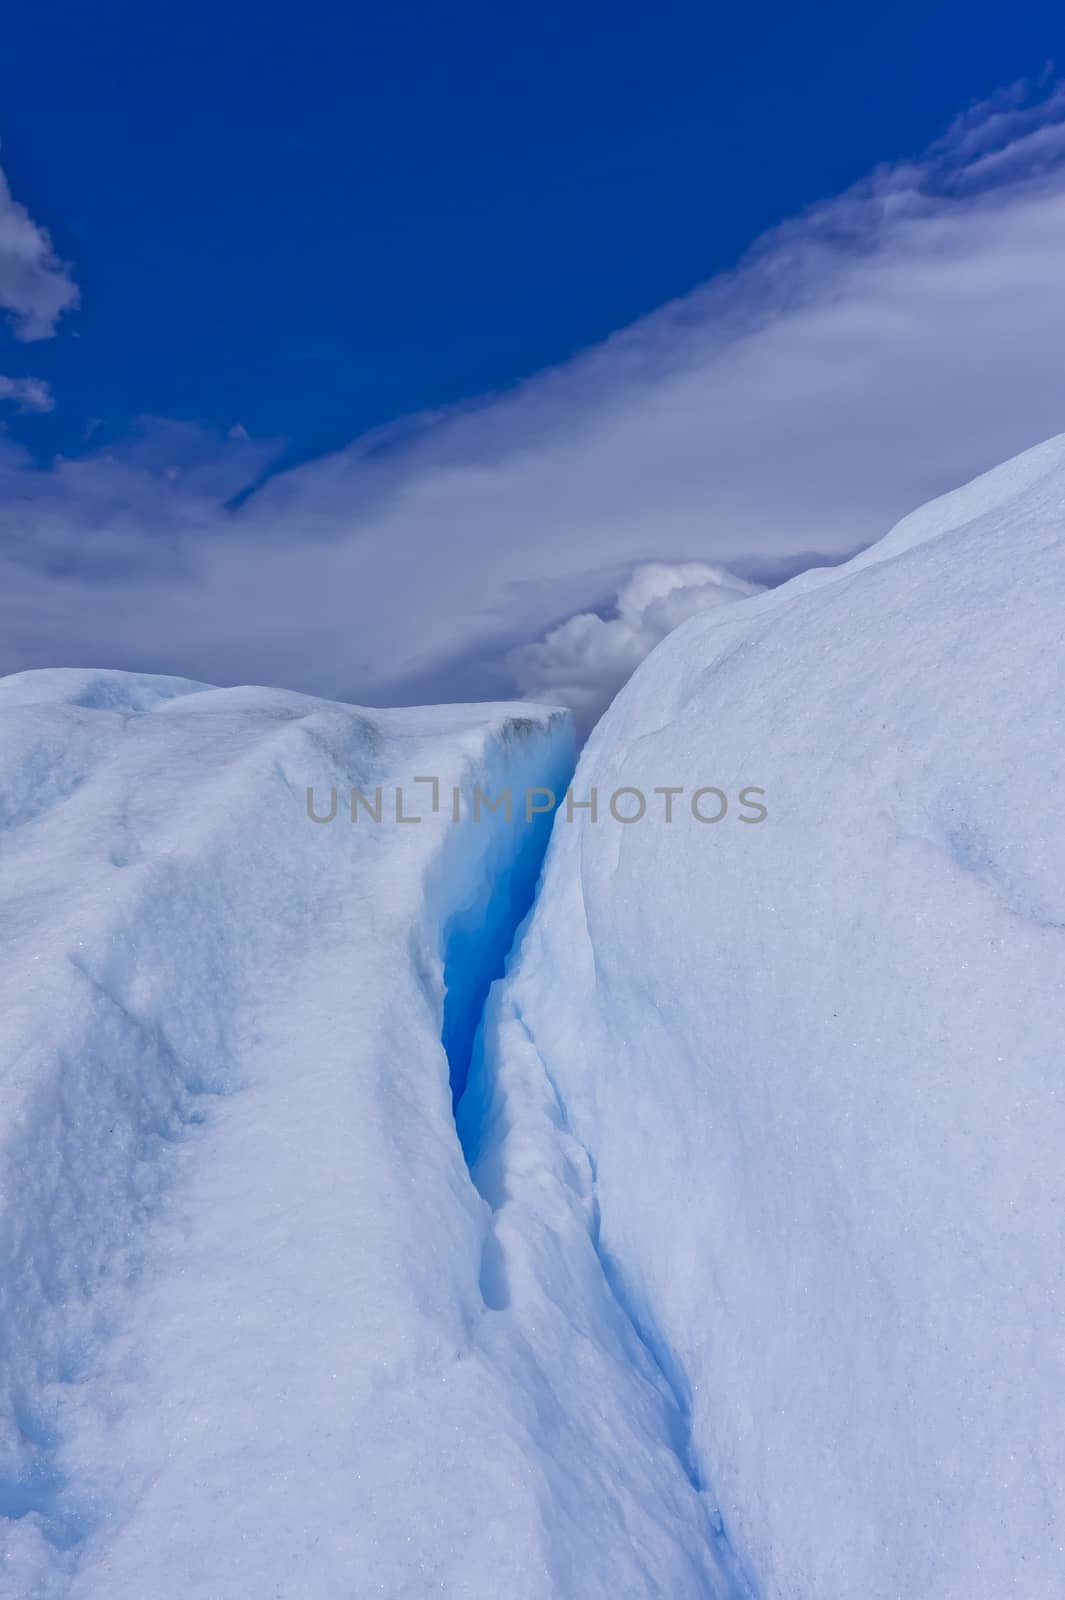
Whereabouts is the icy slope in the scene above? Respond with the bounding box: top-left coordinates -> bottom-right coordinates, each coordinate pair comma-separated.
0,671 -> 734,1600
475,434 -> 1065,1600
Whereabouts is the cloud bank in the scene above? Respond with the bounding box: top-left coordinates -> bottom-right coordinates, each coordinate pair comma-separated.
3,83 -> 1065,720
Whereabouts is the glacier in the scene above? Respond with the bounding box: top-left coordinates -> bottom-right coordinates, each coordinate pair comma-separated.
476,433 -> 1065,1598
1,433 -> 1063,1599
0,671 -> 735,1599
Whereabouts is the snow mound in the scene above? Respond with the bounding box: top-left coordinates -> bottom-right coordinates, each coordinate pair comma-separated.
476,435 -> 1065,1599
0,670 -> 741,1598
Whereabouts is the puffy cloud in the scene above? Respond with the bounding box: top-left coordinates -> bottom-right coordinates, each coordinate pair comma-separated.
0,153 -> 78,341
511,563 -> 762,735
0,374 -> 54,412
3,84 -> 1065,725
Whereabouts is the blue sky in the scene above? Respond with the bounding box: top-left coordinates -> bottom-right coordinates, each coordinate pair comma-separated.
3,0 -> 1063,466
2,6 -> 1065,716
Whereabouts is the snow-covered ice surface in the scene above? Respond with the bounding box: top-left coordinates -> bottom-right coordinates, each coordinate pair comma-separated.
0,672 -> 737,1599
3,434 -> 1063,1600
474,434 -> 1065,1599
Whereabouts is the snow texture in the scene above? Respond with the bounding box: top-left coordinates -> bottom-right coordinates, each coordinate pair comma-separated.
476,433 -> 1065,1599
3,432 -> 1062,1600
0,670 -> 737,1598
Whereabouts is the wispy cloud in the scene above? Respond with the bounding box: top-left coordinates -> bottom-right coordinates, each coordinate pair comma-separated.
0,151 -> 79,340
0,374 -> 54,413
2,83 -> 1065,708
0,148 -> 77,416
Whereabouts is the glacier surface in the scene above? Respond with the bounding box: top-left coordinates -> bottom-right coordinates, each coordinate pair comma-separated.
0,672 -> 734,1599
476,434 -> 1065,1599
1,432 -> 1063,1600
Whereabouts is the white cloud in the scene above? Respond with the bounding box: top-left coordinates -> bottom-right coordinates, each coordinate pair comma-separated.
0,153 -> 79,340
3,83 -> 1065,718
511,563 -> 762,734
0,374 -> 54,413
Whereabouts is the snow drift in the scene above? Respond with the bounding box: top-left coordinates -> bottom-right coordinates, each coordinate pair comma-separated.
0,672 -> 736,1599
474,434 -> 1065,1599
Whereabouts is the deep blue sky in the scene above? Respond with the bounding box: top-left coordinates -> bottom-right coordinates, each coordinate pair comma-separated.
2,0 -> 1063,471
